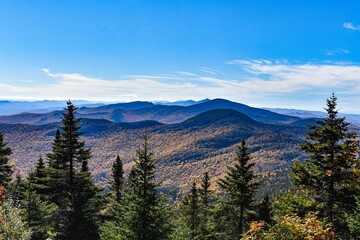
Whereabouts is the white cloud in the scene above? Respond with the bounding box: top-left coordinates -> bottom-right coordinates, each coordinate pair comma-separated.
343,22 -> 360,31
227,59 -> 360,93
324,48 -> 350,56
198,67 -> 219,75
1,60 -> 360,112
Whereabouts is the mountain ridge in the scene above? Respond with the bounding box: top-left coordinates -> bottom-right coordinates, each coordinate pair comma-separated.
0,108 -> 306,197
0,99 -> 300,126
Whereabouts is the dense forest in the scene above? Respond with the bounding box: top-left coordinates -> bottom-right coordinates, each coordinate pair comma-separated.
0,94 -> 359,240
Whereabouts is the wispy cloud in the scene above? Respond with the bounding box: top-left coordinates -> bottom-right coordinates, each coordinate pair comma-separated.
226,59 -> 360,94
198,67 -> 219,75
343,22 -> 360,31
2,60 -> 360,111
324,48 -> 350,56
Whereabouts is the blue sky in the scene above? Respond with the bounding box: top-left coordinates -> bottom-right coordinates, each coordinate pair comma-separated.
1,0 -> 360,112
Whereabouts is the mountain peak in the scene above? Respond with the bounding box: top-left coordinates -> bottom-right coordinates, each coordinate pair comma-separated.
182,109 -> 255,126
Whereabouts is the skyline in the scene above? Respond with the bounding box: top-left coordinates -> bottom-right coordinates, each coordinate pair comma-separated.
1,1 -> 360,112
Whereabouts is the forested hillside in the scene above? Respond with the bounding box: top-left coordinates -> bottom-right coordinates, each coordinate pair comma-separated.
0,108 -> 305,198
1,95 -> 359,240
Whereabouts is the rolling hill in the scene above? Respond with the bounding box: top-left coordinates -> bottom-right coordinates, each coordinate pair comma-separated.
0,108 -> 306,199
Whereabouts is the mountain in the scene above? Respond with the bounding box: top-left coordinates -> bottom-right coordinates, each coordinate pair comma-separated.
267,107 -> 360,126
0,111 -> 64,125
0,99 -> 300,126
181,108 -> 257,126
0,100 -> 104,115
80,101 -> 155,113
288,118 -> 322,127
0,109 -> 306,198
186,99 -> 298,124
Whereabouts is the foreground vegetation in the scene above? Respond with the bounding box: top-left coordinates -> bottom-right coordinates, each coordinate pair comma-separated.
0,94 -> 359,239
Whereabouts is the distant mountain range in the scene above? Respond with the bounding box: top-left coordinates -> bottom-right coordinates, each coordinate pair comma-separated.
0,99 -> 299,125
266,108 -> 360,126
1,98 -> 358,198
0,99 -> 210,116
0,100 -> 105,115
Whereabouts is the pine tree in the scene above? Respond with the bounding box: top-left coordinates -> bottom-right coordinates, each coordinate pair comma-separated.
292,94 -> 360,234
218,139 -> 261,239
200,172 -> 211,209
198,172 -> 214,239
46,129 -> 70,237
29,156 -> 51,200
182,181 -> 200,239
110,155 -> 124,203
67,160 -> 102,240
21,157 -> 58,239
123,134 -> 172,240
22,174 -> 57,240
0,132 -> 13,188
60,101 -> 91,187
45,101 -> 100,239
47,129 -> 63,169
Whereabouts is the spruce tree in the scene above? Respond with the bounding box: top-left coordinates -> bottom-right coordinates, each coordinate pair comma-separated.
60,101 -> 91,187
67,160 -> 102,240
182,181 -> 200,239
200,172 -> 211,209
110,155 -> 124,203
0,132 -> 13,188
47,129 -> 63,169
292,94 -> 360,234
198,172 -> 214,239
29,156 -> 51,200
46,129 -> 70,237
123,134 -> 172,240
45,101 -> 100,239
218,139 -> 261,239
22,174 -> 57,240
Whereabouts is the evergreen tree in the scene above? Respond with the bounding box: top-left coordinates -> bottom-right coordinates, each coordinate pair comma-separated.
0,132 -> 13,188
200,172 -> 211,210
29,156 -> 51,200
60,101 -> 91,187
256,195 -> 272,225
218,139 -> 261,239
47,129 -> 63,169
46,129 -> 70,237
45,101 -> 100,239
100,155 -> 125,234
198,172 -> 214,239
123,134 -> 172,240
22,173 -> 57,240
8,173 -> 27,202
67,160 -> 102,240
22,157 -> 52,238
292,94 -> 360,234
110,155 -> 124,203
182,181 -> 200,239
